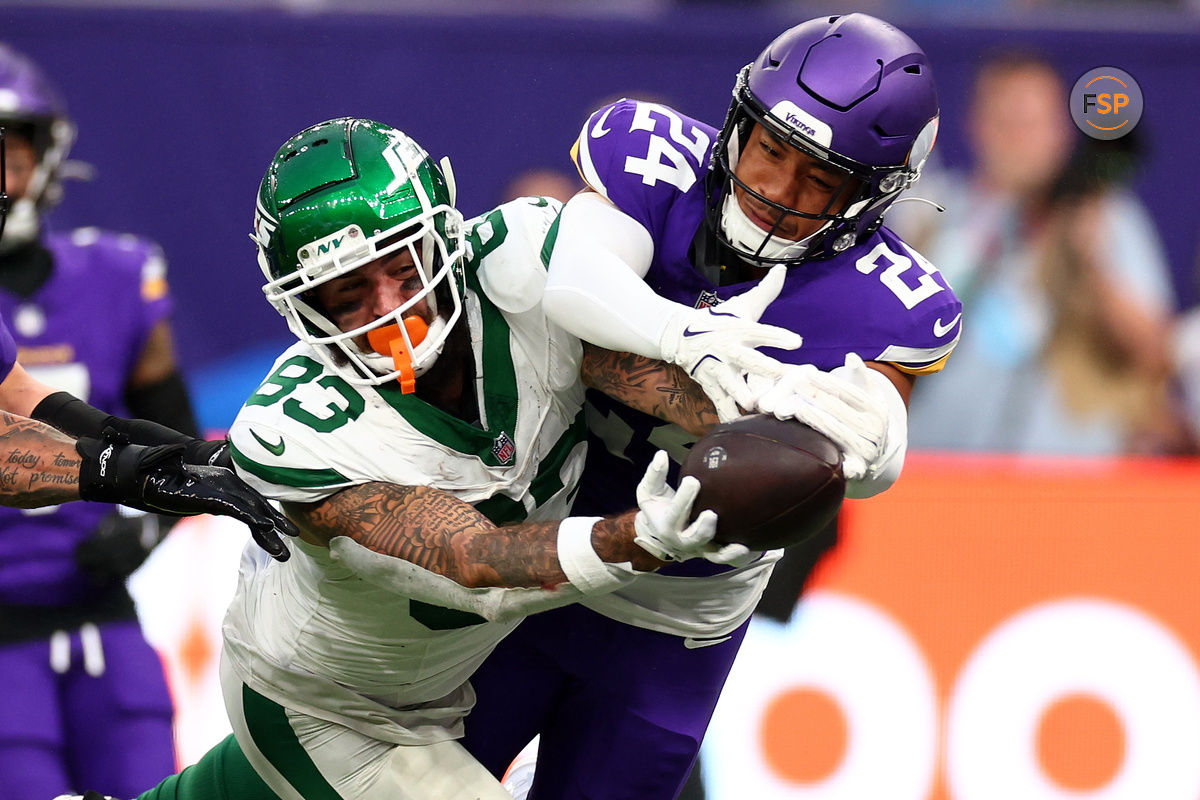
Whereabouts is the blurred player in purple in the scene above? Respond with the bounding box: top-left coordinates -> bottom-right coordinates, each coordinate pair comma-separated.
462,14 -> 962,798
0,43 -> 284,799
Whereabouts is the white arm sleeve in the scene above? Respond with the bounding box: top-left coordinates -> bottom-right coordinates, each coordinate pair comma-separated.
844,366 -> 909,499
544,190 -> 688,358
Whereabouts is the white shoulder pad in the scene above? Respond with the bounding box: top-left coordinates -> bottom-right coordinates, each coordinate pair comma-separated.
474,198 -> 562,314
227,345 -> 364,503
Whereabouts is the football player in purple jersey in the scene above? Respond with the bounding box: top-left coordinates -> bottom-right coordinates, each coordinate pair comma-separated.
0,47 -> 297,799
462,13 -> 962,799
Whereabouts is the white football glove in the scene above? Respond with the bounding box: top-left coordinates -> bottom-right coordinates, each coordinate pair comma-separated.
658,265 -> 803,422
633,451 -> 749,565
746,353 -> 893,483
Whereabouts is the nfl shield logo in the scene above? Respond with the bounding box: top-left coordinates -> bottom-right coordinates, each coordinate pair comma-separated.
695,290 -> 722,309
492,431 -> 516,464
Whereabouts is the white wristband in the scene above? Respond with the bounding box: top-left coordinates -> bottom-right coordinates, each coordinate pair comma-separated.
557,516 -> 623,595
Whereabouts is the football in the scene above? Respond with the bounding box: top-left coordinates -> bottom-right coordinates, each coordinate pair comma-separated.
679,414 -> 845,550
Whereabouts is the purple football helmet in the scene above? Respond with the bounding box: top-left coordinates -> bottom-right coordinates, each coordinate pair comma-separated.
707,13 -> 939,266
0,43 -> 75,247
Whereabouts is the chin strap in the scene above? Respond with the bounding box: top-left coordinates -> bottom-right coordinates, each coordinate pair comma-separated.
366,316 -> 429,394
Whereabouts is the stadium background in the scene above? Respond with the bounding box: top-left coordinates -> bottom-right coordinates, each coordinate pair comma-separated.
6,2 -> 1200,797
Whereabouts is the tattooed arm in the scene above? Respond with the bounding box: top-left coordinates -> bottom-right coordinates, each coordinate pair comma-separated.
581,343 -> 719,436
284,482 -> 664,590
0,409 -> 81,508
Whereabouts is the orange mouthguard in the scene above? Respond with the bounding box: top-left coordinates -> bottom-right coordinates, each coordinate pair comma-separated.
367,316 -> 429,394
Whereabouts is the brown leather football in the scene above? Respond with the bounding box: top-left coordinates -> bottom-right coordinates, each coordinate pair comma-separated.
680,414 -> 845,550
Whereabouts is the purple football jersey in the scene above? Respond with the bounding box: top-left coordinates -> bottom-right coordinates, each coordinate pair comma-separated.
0,229 -> 171,606
571,99 -> 962,517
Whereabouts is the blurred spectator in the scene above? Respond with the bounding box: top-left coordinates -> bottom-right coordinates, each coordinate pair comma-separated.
1172,254 -> 1200,438
500,166 -> 581,204
892,49 -> 1192,456
0,43 -> 200,797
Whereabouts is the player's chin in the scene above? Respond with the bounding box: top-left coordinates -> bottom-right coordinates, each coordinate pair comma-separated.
745,203 -> 801,240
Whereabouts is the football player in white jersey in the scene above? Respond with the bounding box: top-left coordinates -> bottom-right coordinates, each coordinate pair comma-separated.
61,117 -> 803,800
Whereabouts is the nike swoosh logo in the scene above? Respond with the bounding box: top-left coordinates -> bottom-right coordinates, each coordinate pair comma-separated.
250,429 -> 286,457
681,310 -> 739,337
590,105 -> 616,138
684,635 -> 732,650
933,313 -> 962,338
688,353 -> 723,376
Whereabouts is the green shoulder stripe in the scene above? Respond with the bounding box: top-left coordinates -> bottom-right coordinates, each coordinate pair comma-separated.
462,207 -> 510,281
540,205 -> 563,269
229,441 -> 349,489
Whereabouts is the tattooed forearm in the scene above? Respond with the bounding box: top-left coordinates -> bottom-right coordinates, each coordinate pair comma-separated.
288,482 -> 563,588
462,511 -> 662,586
0,410 -> 81,507
590,512 -> 665,572
581,345 -> 719,435
287,482 -> 659,590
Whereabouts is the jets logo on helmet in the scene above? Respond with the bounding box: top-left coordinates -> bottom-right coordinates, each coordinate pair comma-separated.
297,224 -> 369,275
252,201 -> 278,252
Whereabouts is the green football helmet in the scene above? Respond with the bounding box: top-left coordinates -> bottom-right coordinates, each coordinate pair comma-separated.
253,117 -> 466,386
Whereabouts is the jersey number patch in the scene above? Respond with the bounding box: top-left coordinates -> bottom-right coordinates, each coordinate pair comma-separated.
246,355 -> 365,432
620,103 -> 711,192
855,242 -> 944,310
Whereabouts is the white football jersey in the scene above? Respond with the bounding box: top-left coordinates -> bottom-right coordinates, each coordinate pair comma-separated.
222,198 -> 589,744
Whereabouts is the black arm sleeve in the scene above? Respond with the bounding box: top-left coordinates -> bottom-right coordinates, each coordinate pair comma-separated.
125,370 -> 200,439
32,390 -> 191,447
31,391 -> 118,439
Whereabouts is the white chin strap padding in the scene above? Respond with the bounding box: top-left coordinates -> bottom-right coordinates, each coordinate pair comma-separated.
719,194 -> 825,262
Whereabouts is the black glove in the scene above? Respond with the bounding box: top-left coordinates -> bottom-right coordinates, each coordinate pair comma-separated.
74,509 -> 167,585
77,428 -> 297,561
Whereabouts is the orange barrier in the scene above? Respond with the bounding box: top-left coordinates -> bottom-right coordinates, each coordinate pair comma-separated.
704,454 -> 1200,799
